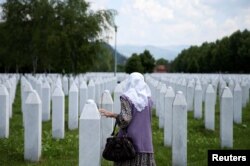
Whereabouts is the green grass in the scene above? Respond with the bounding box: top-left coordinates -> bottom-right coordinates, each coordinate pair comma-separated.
1,83 -> 250,165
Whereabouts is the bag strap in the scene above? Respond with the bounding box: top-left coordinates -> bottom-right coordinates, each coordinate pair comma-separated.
111,120 -> 117,136
111,119 -> 129,137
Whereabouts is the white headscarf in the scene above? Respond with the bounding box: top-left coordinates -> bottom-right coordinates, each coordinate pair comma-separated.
123,72 -> 151,112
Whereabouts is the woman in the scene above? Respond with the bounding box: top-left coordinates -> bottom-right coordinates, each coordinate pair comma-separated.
99,72 -> 156,166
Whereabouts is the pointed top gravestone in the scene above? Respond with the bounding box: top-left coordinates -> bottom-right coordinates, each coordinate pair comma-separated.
52,86 -> 65,139
194,83 -> 203,119
79,99 -> 101,166
42,80 -> 51,121
164,86 -> 175,147
24,90 -> 42,162
88,80 -> 95,100
80,81 -> 88,89
100,90 -> 113,149
25,90 -> 41,104
205,84 -> 216,130
81,99 -> 100,119
101,90 -> 113,105
172,91 -> 187,166
114,83 -> 123,114
220,87 -> 233,148
53,86 -> 64,96
0,84 -> 8,95
69,81 -> 78,130
80,81 -> 88,115
159,83 -> 167,128
70,81 -> 78,92
233,82 -> 242,124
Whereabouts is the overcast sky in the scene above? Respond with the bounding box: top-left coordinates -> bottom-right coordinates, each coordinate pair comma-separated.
1,0 -> 250,47
88,0 -> 250,46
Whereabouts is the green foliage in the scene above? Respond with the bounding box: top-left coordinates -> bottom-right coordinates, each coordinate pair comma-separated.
156,58 -> 169,67
125,53 -> 144,74
171,29 -> 250,73
0,0 -> 117,73
140,50 -> 155,73
156,58 -> 169,71
125,50 -> 155,74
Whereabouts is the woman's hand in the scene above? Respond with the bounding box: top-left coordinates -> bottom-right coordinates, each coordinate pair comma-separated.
99,108 -> 117,118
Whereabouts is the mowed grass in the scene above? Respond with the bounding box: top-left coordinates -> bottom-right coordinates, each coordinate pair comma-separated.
1,83 -> 250,166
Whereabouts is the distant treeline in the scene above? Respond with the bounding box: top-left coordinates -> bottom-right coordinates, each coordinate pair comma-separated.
171,29 -> 250,73
0,0 -> 117,74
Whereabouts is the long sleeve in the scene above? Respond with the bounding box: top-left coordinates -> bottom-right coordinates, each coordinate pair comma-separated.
116,97 -> 132,129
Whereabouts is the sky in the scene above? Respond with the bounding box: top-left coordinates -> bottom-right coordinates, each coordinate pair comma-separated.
1,0 -> 250,47
88,0 -> 250,47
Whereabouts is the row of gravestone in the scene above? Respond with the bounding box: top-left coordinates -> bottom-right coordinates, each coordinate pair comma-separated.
145,73 -> 250,166
0,73 -> 128,164
20,73 -> 127,162
2,73 -> 249,165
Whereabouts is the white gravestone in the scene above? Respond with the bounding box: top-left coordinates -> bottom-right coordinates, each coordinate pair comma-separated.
220,87 -> 233,148
187,81 -> 195,111
24,91 -> 42,162
164,86 -> 175,147
205,84 -> 216,130
0,85 -> 9,138
241,81 -> 248,107
95,79 -> 101,107
22,83 -> 34,125
52,86 -> 65,139
233,83 -> 242,124
88,80 -> 95,100
100,90 -> 113,149
36,80 -> 42,100
194,83 -> 203,119
159,84 -> 167,129
113,83 -> 123,114
172,91 -> 187,166
69,77 -> 74,90
4,81 -> 12,118
42,81 -> 51,121
79,81 -> 88,115
63,76 -> 69,96
155,82 -> 162,117
79,100 -> 101,166
69,82 -> 79,130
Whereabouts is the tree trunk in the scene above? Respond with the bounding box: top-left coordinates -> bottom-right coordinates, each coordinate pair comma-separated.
16,64 -> 19,73
32,55 -> 38,74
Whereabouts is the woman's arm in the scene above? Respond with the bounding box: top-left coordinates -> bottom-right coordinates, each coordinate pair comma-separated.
99,97 -> 132,129
99,108 -> 118,118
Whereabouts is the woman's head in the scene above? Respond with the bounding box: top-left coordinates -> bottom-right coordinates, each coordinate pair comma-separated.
123,72 -> 151,112
125,72 -> 145,92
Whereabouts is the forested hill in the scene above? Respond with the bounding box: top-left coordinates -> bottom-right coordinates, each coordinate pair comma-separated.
171,29 -> 250,73
103,43 -> 127,65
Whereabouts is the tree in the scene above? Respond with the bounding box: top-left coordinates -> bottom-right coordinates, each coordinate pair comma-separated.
125,53 -> 144,74
140,50 -> 155,73
0,0 -> 116,73
170,29 -> 250,73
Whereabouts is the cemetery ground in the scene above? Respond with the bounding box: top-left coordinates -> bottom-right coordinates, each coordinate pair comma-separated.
1,83 -> 250,166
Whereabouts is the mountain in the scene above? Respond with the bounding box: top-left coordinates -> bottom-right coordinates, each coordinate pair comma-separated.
117,45 -> 189,61
103,43 -> 127,65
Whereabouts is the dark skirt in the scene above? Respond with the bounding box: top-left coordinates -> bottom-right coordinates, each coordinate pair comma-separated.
114,153 -> 156,166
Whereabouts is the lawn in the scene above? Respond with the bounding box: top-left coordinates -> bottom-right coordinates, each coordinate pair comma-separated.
0,83 -> 250,166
